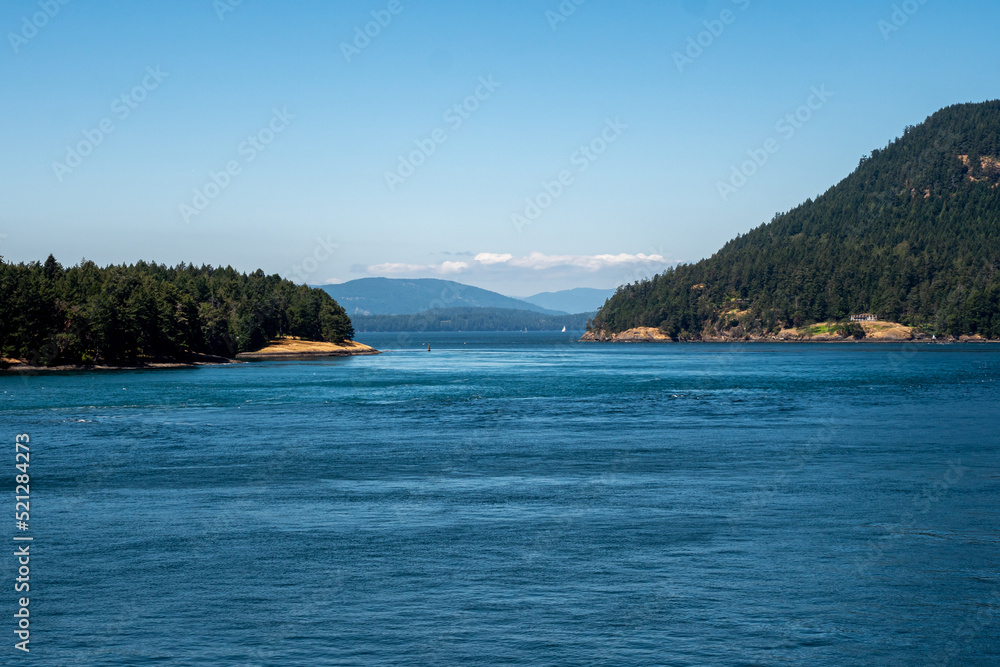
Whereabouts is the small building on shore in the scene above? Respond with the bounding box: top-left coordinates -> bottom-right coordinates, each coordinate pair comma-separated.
850,313 -> 878,322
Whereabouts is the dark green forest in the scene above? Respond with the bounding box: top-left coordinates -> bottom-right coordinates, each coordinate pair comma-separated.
0,257 -> 354,366
591,101 -> 1000,339
353,307 -> 591,333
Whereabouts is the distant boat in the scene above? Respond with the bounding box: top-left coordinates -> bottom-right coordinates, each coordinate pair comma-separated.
561,326 -> 566,332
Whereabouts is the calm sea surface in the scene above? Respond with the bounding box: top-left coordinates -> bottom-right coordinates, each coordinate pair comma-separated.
2,332 -> 999,666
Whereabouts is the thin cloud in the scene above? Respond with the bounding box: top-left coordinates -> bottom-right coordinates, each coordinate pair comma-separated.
367,260 -> 469,275
365,252 -> 672,277
367,262 -> 430,274
475,252 -> 668,271
474,252 -> 513,265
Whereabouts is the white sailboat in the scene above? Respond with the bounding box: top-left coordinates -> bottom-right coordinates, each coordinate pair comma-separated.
561,326 -> 567,332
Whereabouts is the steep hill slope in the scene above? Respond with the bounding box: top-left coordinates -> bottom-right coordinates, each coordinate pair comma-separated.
590,101 -> 1000,340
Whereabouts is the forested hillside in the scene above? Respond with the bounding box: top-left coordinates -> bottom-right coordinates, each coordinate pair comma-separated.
353,307 -> 590,332
0,257 -> 354,366
591,101 -> 1000,339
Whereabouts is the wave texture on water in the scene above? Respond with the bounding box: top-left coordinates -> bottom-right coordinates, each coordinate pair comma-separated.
3,333 -> 999,665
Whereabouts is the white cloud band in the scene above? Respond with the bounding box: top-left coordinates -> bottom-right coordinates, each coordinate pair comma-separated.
367,252 -> 670,276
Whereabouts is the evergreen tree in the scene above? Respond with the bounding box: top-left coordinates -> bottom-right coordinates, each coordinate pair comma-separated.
0,258 -> 355,365
591,101 -> 1000,339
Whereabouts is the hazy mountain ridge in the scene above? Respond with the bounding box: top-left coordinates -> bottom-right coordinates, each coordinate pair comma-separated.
520,288 -> 615,315
352,307 -> 590,333
320,278 -> 565,316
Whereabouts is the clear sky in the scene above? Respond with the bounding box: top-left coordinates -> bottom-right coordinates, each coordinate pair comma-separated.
1,0 -> 997,296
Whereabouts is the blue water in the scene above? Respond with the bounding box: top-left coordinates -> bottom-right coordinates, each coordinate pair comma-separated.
2,332 -> 999,665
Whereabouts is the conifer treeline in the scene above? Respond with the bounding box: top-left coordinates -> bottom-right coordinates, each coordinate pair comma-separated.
591,101 -> 1000,339
0,257 -> 354,365
353,307 -> 591,332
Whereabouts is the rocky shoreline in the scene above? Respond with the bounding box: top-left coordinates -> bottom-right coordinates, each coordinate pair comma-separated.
234,339 -> 381,360
582,323 -> 998,344
1,339 -> 381,373
0,352 -> 238,373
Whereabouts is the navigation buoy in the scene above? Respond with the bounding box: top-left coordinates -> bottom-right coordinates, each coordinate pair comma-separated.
427,343 -> 431,352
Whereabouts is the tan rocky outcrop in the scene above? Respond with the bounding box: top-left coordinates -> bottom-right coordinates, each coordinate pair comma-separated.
581,327 -> 673,342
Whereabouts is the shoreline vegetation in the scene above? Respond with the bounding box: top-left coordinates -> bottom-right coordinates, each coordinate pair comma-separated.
582,321 -> 998,343
0,351 -> 237,373
0,258 -> 361,370
588,102 -> 1000,343
1,337 -> 380,372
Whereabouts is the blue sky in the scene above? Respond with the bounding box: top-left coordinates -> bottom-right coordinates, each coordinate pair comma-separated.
1,0 -> 997,295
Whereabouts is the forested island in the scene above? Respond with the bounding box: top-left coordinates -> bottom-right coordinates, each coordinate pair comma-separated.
588,101 -> 1000,342
0,257 -> 363,368
7,104 -> 999,363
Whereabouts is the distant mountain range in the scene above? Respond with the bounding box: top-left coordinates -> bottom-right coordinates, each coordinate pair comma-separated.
519,288 -> 615,315
319,278 -> 605,317
352,307 -> 590,333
